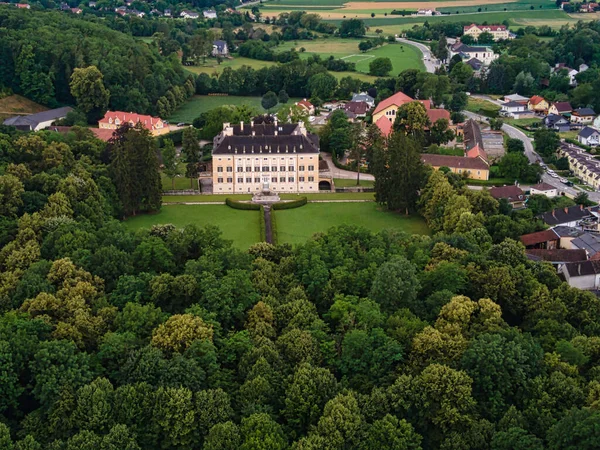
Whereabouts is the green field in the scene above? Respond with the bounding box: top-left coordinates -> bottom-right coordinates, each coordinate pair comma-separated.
274,202 -> 429,245
161,163 -> 199,191
276,39 -> 425,75
168,95 -> 300,123
466,97 -> 501,118
333,177 -> 374,187
186,57 -> 277,76
123,204 -> 261,248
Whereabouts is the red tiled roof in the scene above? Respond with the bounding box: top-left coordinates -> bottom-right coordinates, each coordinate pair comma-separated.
520,229 -> 559,247
375,115 -> 393,137
344,101 -> 370,115
373,91 -> 414,115
99,111 -> 164,131
551,102 -> 572,113
426,108 -> 451,124
529,95 -> 546,106
466,144 -> 488,161
531,182 -> 556,192
419,100 -> 432,109
464,23 -> 506,31
297,100 -> 313,109
90,128 -> 116,142
526,248 -> 587,262
488,185 -> 525,200
421,154 -> 489,171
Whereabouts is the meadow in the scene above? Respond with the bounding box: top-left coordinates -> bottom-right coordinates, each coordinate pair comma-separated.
122,204 -> 262,248
274,202 -> 430,245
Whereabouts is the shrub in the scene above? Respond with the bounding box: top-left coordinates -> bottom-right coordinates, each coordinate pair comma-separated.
272,197 -> 308,210
225,198 -> 260,210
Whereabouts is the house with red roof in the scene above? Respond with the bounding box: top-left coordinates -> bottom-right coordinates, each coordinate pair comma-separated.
98,111 -> 169,136
295,99 -> 315,115
463,23 -> 510,41
527,95 -> 549,113
548,102 -> 573,117
374,116 -> 393,138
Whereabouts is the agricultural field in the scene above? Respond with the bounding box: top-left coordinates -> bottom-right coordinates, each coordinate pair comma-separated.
276,39 -> 425,74
123,204 -> 261,248
168,95 -> 300,123
185,57 -> 278,76
0,94 -> 48,121
274,202 -> 429,245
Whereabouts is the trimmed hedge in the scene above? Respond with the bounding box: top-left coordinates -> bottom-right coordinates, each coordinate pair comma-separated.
259,205 -> 266,242
156,129 -> 185,147
272,197 -> 308,210
271,209 -> 278,245
565,138 -> 591,152
225,198 -> 260,210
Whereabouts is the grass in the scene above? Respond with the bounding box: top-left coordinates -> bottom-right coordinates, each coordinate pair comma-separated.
504,118 -> 541,128
0,94 -> 48,121
437,0 -> 556,14
161,163 -> 199,191
560,131 -> 579,141
162,192 -> 376,202
274,202 -> 429,245
168,95 -> 300,123
122,204 -> 261,248
185,57 -> 277,76
466,97 -> 501,118
333,178 -> 375,187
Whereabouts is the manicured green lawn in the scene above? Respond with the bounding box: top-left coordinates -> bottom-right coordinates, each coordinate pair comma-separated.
333,178 -> 374,187
168,95 -> 300,123
274,202 -> 429,245
186,57 -> 277,76
161,163 -> 199,191
123,204 -> 261,248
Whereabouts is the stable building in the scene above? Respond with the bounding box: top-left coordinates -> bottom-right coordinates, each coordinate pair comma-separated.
98,111 -> 169,136
3,106 -> 73,131
420,154 -> 489,180
211,120 -> 320,194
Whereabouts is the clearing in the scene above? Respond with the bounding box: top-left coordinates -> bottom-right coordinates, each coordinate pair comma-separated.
0,94 -> 48,121
274,202 -> 429,245
123,204 -> 261,248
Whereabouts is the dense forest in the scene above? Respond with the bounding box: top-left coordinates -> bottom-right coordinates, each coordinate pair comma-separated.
1,120 -> 600,449
0,8 -> 192,115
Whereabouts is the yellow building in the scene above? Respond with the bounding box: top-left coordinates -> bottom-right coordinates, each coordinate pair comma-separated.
372,91 -> 415,125
98,111 -> 169,136
421,154 -> 490,180
463,24 -> 510,41
527,96 -> 549,112
211,120 -> 320,194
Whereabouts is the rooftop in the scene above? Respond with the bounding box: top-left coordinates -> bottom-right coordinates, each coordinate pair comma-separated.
564,260 -> 600,277
540,204 -> 598,225
420,154 -> 489,171
520,229 -> 558,247
3,106 -> 73,129
488,185 -> 525,201
531,182 -> 557,192
373,91 -> 414,115
526,248 -> 587,262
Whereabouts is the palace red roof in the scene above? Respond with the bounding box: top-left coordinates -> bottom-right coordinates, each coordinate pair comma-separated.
373,91 -> 414,115
99,111 -> 164,131
426,108 -> 451,124
464,23 -> 506,31
466,144 -> 488,161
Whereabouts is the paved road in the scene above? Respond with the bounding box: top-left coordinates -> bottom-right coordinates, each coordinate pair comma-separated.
395,38 -> 438,73
321,153 -> 374,181
464,110 -> 600,202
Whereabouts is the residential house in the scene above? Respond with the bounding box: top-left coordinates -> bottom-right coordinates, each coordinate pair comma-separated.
552,64 -> 579,86
530,182 -> 558,198
420,154 -> 490,180
211,120 -> 320,194
180,10 -> 199,19
3,107 -> 73,131
465,58 -> 484,76
203,9 -> 217,19
570,232 -> 600,258
552,226 -> 587,249
520,229 -> 560,249
417,9 -> 436,15
322,100 -> 345,111
71,7 -> 82,13
488,185 -> 526,208
500,101 -> 528,118
539,204 -> 600,228
578,127 -> 600,146
571,107 -> 596,124
463,118 -> 484,150
503,94 -> 529,104
88,1 -> 97,7
449,42 -> 498,65
543,114 -> 570,132
463,23 -> 510,41
372,91 -> 414,124
344,101 -> 370,118
593,115 -> 600,130
351,92 -> 375,108
426,108 -> 451,126
465,144 -> 488,163
212,40 -> 229,57
579,2 -> 598,12
559,144 -> 600,189
16,3 -> 30,8
296,99 -> 315,115
98,111 -> 169,136
374,116 -> 393,138
49,126 -> 115,142
548,102 -> 573,117
528,95 -> 549,113
164,8 -> 171,16
560,260 -> 600,290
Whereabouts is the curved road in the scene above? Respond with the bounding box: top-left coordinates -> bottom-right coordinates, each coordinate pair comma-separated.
321,153 -> 374,181
395,38 -> 439,73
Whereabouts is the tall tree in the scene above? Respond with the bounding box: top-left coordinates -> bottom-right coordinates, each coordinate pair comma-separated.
69,66 -> 110,121
261,91 -> 279,111
161,140 -> 179,190
109,125 -> 162,216
348,123 -> 366,186
394,102 -> 430,137
181,127 -> 201,189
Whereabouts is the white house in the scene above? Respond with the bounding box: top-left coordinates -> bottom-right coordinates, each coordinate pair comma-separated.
3,107 -> 73,131
180,10 -> 199,19
203,9 -> 217,19
571,108 -> 596,124
530,182 -> 558,198
560,260 -> 600,290
501,101 -> 528,118
212,40 -> 229,57
449,42 -> 498,65
578,126 -> 600,147
351,92 -> 375,108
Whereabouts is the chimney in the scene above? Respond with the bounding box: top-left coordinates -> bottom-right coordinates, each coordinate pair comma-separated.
581,204 -> 584,211
552,209 -> 556,218
274,117 -> 278,127
252,131 -> 255,136
250,119 -> 254,127
275,130 -> 278,136
564,207 -> 569,214
240,121 -> 244,131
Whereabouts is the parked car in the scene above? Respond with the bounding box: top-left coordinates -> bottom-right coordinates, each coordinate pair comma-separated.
559,177 -> 568,184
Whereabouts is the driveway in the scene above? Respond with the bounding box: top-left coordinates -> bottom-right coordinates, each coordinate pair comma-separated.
395,38 -> 438,73
321,153 -> 374,181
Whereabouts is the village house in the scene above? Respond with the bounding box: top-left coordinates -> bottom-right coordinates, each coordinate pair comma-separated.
520,229 -> 560,250
540,204 -> 600,228
295,99 -> 315,116
571,107 -> 596,124
579,2 -> 599,12
560,260 -> 600,290
548,101 -> 573,117
3,107 -> 73,131
374,116 -> 393,138
420,154 -> 490,180
488,185 -> 526,208
530,182 -> 558,198
528,95 -> 549,113
372,91 -> 452,131
543,114 -> 571,132
449,42 -> 498,65
203,9 -> 217,19
578,126 -> 600,147
211,120 -> 321,194
560,144 -> 600,188
212,40 -> 229,57
98,111 -> 168,136
463,23 -> 510,41
343,101 -> 370,118
500,101 -> 529,119
525,248 -> 587,265
503,94 -> 529,104
552,63 -> 580,86
351,92 -> 375,108
180,10 -> 199,19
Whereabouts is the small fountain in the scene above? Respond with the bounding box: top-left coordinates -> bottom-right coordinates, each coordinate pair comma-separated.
252,187 -> 280,205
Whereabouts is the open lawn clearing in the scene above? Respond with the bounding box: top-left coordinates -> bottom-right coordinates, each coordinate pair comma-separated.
0,94 -> 48,121
504,118 -> 541,128
185,57 -> 277,76
163,194 -> 252,203
168,95 -> 300,123
334,178 -> 375,187
161,163 -> 199,191
466,97 -> 501,118
274,202 -> 429,245
123,204 -> 261,248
